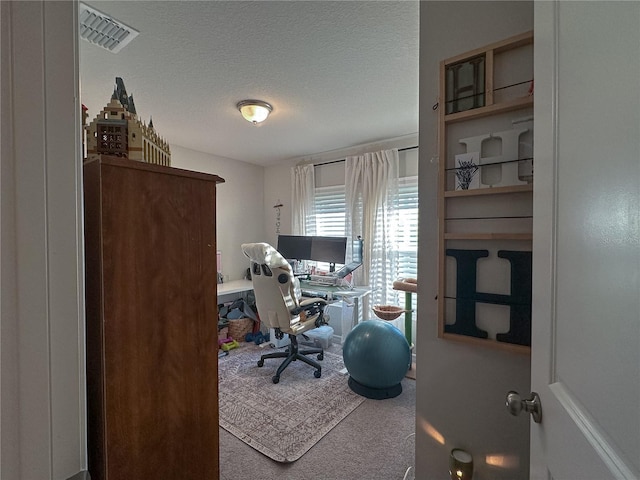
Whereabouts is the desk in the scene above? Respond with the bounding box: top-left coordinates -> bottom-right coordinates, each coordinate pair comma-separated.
299,281 -> 370,301
218,279 -> 370,343
217,279 -> 253,297
299,281 -> 371,343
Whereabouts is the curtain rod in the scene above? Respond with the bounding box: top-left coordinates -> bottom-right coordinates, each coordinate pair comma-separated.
312,145 -> 418,168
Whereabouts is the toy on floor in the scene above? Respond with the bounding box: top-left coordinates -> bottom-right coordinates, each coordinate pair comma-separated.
245,331 -> 269,345
219,338 -> 239,352
342,319 -> 411,399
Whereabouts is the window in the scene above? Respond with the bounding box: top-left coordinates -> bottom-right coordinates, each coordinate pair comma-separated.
397,176 -> 419,277
394,176 -> 419,313
314,184 -> 346,237
312,175 -> 419,316
313,184 -> 346,271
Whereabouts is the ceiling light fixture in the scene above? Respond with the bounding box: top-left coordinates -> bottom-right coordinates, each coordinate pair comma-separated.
237,100 -> 273,125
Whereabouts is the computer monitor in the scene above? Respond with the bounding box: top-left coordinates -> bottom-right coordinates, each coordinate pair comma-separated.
277,235 -> 348,273
276,235 -> 312,261
309,236 -> 347,266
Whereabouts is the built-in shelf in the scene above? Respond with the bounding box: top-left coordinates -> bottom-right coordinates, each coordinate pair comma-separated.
444,232 -> 532,241
444,95 -> 533,124
438,30 -> 534,352
444,184 -> 533,197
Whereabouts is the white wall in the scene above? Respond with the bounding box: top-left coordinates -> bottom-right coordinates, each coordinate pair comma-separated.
417,2 -> 533,479
171,145 -> 266,281
263,164 -> 293,248
1,2 -> 86,478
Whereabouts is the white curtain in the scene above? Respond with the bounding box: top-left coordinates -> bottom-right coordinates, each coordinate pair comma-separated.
291,164 -> 316,236
345,149 -> 400,314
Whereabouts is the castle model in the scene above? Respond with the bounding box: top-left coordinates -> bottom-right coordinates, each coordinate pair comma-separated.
85,77 -> 171,166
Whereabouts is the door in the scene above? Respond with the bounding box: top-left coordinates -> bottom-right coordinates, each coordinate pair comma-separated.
531,2 -> 639,479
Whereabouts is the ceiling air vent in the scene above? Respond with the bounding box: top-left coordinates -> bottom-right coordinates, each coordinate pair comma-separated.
79,3 -> 139,53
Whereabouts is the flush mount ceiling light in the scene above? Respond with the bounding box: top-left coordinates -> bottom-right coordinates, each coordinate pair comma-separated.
237,100 -> 273,125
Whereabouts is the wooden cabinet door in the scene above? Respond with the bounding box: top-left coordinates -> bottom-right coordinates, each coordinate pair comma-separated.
85,157 -> 222,480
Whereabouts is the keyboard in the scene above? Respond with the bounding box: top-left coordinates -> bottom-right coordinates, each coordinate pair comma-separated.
301,290 -> 328,300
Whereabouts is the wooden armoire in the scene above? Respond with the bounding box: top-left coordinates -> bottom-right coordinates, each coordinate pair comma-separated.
83,156 -> 224,480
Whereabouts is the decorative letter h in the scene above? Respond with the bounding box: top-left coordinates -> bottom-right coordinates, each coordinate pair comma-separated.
445,249 -> 532,346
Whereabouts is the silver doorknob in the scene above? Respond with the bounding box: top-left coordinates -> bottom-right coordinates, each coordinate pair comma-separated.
506,391 -> 542,423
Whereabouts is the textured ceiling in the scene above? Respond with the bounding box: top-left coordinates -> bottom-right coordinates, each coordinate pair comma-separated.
80,1 -> 419,166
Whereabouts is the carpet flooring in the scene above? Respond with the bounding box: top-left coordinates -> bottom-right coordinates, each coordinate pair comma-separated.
218,343 -> 366,463
219,351 -> 416,480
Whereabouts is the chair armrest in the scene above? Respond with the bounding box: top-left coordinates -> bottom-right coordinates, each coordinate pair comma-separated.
292,298 -> 328,329
299,297 -> 327,307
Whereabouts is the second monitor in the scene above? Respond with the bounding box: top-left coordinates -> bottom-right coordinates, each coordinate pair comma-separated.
277,235 -> 347,272
310,236 -> 347,265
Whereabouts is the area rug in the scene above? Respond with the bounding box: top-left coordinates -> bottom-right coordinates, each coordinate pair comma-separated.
218,344 -> 365,463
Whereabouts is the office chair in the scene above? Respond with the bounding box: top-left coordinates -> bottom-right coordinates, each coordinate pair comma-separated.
241,242 -> 327,383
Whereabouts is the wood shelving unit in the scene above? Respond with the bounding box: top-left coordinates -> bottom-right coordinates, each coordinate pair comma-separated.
444,233 -> 533,241
444,184 -> 532,198
444,95 -> 534,124
437,31 -> 534,353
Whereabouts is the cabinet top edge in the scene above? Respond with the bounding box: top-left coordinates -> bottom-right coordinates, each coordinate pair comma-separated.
84,155 -> 225,184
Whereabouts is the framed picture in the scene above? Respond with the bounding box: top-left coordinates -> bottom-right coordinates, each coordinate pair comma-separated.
445,54 -> 486,114
455,152 -> 480,190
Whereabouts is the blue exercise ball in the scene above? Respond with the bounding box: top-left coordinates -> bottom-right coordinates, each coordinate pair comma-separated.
343,320 -> 411,399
